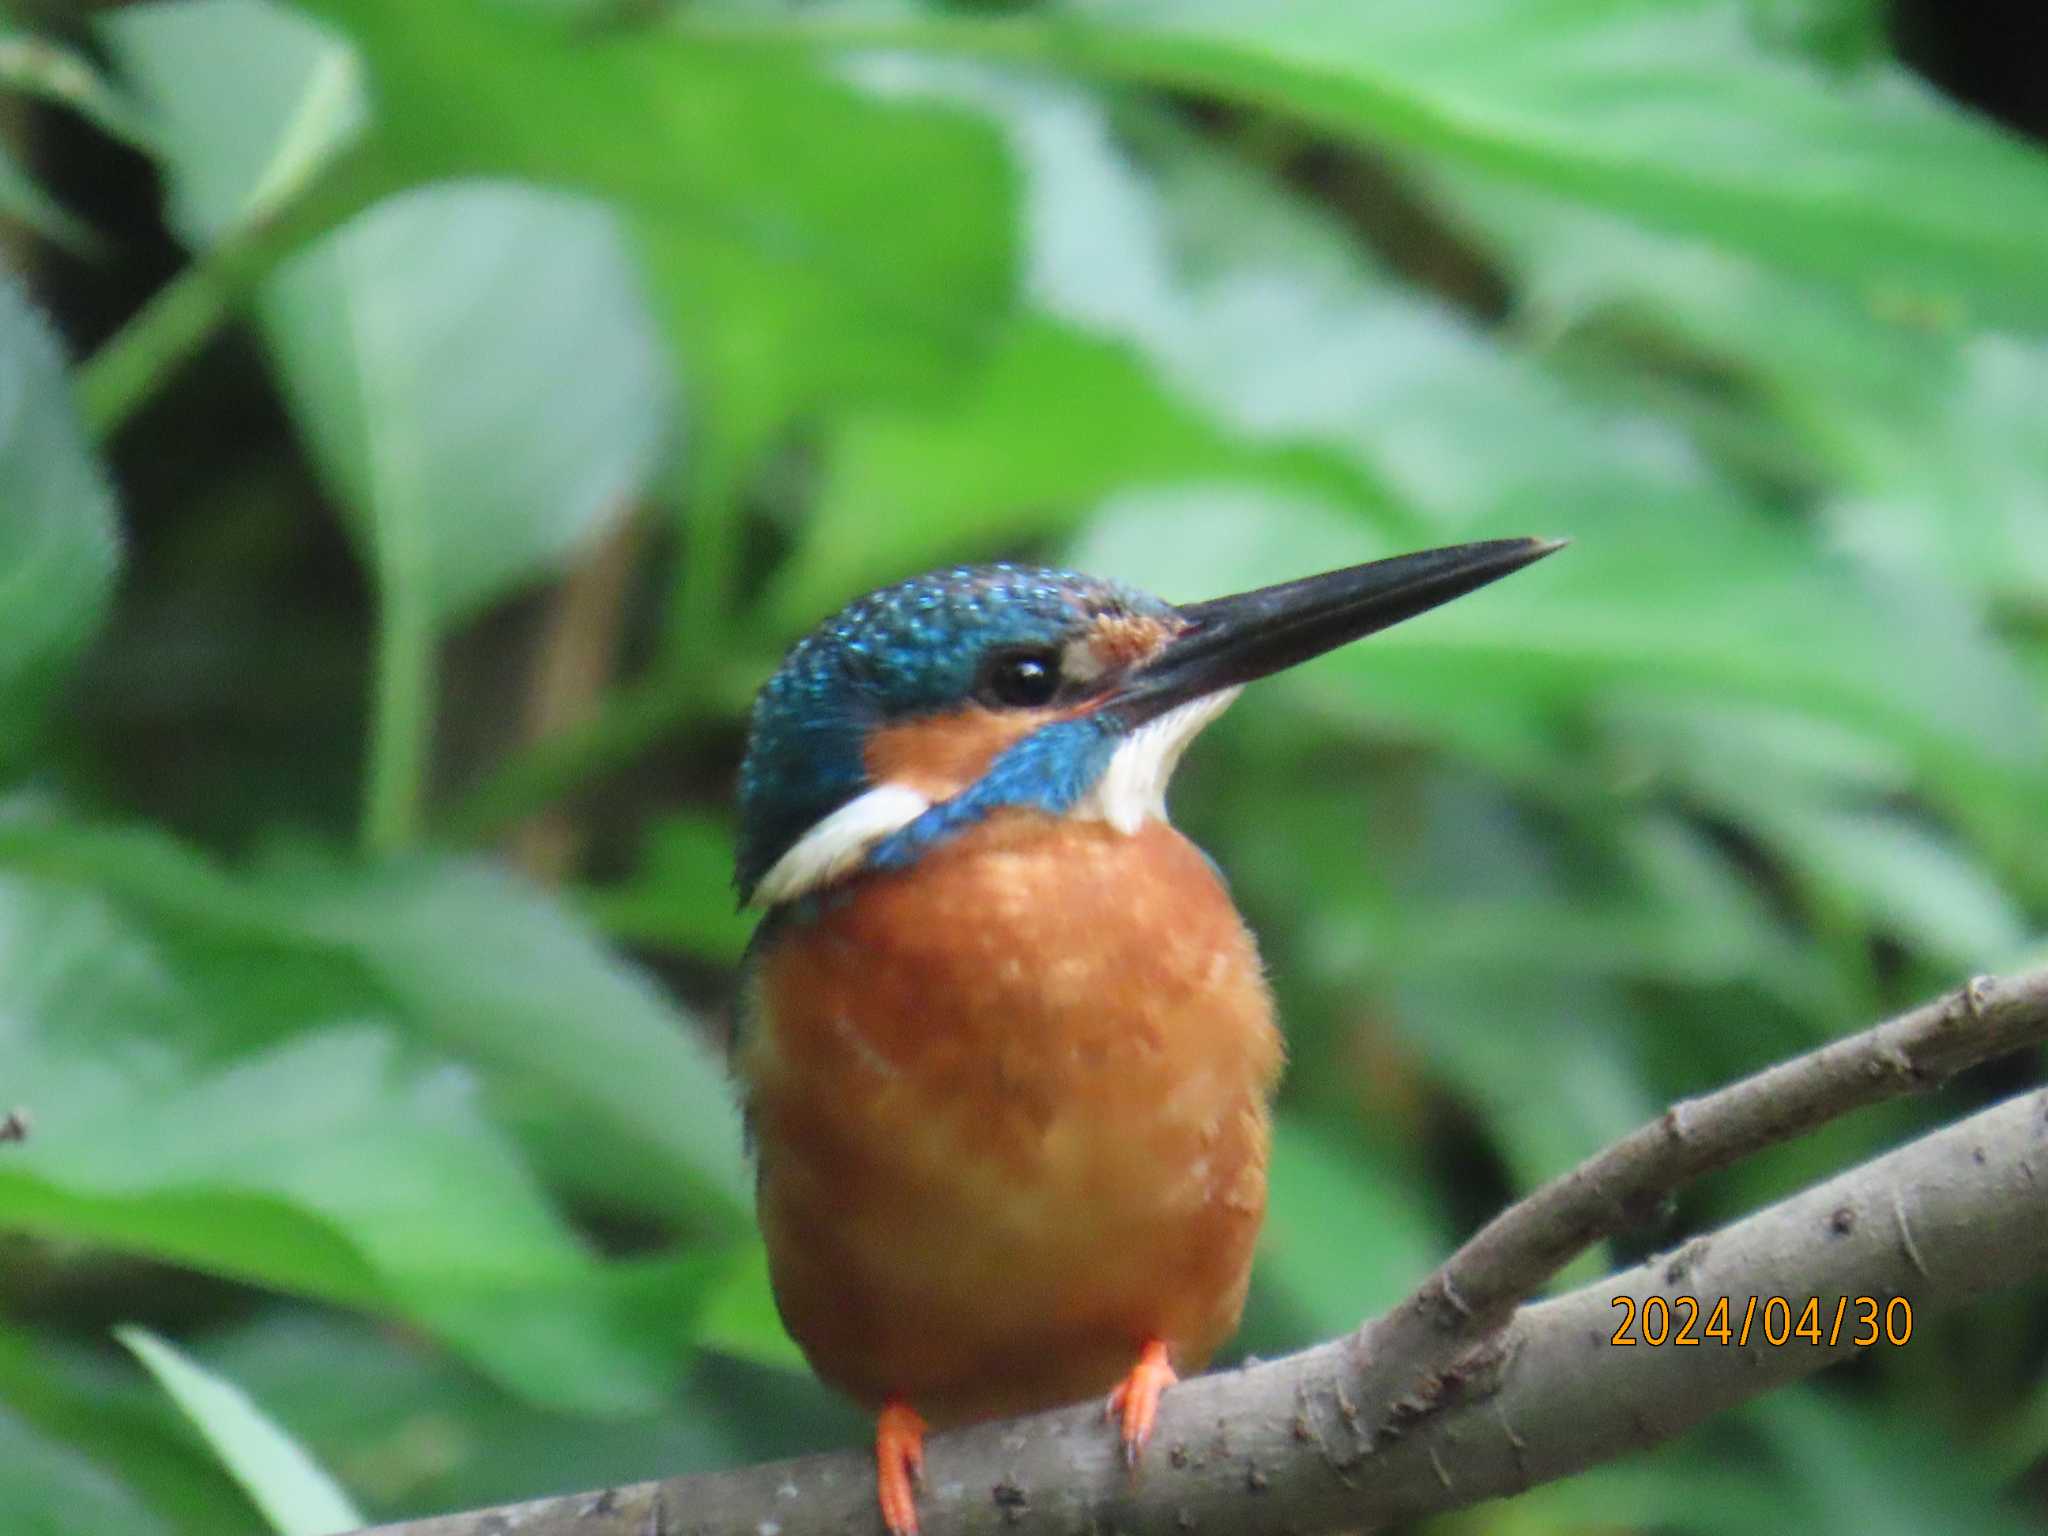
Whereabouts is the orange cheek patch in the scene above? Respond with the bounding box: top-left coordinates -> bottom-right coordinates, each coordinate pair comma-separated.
864,706 -> 1063,802
1079,613 -> 1178,676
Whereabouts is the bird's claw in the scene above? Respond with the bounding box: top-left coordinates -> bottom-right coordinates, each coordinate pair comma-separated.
875,1401 -> 928,1536
1105,1339 -> 1178,1467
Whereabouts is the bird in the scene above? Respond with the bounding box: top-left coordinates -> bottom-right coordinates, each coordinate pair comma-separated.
732,537 -> 1561,1535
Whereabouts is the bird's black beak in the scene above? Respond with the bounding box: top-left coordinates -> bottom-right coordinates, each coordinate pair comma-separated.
1110,537 -> 1565,725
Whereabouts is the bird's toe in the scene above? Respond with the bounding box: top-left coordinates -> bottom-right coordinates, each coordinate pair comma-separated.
1105,1339 -> 1178,1467
875,1400 -> 928,1536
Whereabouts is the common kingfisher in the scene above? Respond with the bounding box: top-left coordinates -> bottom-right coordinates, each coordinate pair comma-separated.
733,539 -> 1559,1535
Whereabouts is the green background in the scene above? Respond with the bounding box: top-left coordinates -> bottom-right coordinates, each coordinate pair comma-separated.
3,0 -> 2047,1531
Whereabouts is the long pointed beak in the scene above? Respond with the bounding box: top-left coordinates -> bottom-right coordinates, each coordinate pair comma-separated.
1110,537 -> 1565,724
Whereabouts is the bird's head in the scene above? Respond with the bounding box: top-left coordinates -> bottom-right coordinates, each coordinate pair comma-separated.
735,538 -> 1561,908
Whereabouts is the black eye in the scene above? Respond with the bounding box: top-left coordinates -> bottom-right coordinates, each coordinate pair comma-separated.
978,649 -> 1063,709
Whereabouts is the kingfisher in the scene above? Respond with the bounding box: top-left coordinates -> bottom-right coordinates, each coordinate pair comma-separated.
733,538 -> 1560,1535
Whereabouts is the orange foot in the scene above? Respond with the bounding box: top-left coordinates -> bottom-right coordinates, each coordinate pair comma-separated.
875,1399 -> 928,1536
1105,1338 -> 1178,1466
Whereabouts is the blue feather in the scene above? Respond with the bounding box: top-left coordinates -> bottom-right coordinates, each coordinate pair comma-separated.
735,564 -> 1172,904
866,717 -> 1119,873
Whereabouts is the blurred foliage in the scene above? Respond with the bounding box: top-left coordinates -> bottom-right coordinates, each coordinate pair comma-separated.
2,0 -> 2047,1532
115,1325 -> 364,1536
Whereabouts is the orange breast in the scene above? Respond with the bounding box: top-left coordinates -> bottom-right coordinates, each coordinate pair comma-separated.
738,811 -> 1281,1426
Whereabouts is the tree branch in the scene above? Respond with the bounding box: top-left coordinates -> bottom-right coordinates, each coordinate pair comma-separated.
351,967 -> 2048,1536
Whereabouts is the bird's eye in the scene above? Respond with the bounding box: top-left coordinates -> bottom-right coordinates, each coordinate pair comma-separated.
978,649 -> 1063,709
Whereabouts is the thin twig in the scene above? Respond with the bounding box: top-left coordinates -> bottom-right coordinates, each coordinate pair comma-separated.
348,966 -> 2048,1536
1342,968 -> 2044,1446
77,143 -> 396,443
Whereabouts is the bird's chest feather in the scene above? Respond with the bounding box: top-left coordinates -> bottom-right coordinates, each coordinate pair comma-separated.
743,811 -> 1277,1190
739,811 -> 1281,1412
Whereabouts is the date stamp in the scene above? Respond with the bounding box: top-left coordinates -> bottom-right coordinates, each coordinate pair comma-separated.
1609,1295 -> 1912,1348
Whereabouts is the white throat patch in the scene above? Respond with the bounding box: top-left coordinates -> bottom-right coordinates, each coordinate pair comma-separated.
750,782 -> 931,908
1072,686 -> 1242,835
749,687 -> 1240,905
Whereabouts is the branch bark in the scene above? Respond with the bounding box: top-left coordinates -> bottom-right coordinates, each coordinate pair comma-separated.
352,967 -> 2048,1536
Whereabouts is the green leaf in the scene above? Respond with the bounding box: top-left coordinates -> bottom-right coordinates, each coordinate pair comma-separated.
581,813 -> 754,965
272,852 -> 751,1226
1633,705 -> 2031,967
195,1313 -> 738,1519
693,1240 -> 805,1372
1826,334 -> 2048,608
1403,969 -> 1659,1192
995,120 -> 2042,827
182,1308 -> 855,1522
1356,823 -> 1827,1008
0,1406 -> 173,1536
1257,1115 -> 1444,1337
100,0 -> 364,247
0,859 -> 669,1414
1740,0 -> 1891,70
0,813 -> 749,1227
257,180 -> 674,627
787,0 -> 2048,325
291,0 -> 1016,462
1066,271 -> 2044,816
768,84 -> 1395,627
263,176 -> 671,847
1506,1445 -> 1818,1536
0,276 -> 121,766
117,1328 -> 363,1536
1747,1389 -> 2041,1536
1424,165 -> 2048,607
0,1324 -> 263,1536
774,318 -> 1323,630
1218,771 -> 1666,1189
105,4 -> 681,851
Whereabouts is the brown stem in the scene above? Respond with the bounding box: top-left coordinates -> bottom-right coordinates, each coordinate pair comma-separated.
506,511 -> 645,883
